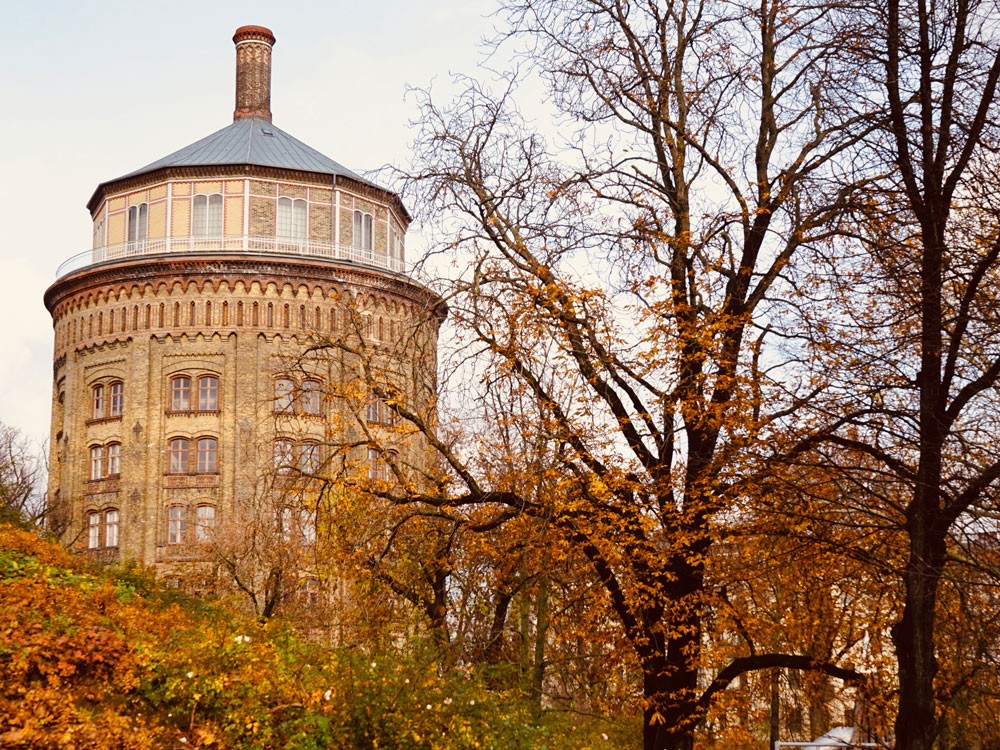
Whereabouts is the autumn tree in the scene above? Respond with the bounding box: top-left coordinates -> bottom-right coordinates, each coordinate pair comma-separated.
0,421 -> 46,528
310,320 -> 609,707
784,1 -> 1000,746
316,1 -> 886,748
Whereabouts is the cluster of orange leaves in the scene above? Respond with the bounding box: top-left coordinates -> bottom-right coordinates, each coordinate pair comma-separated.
0,523 -> 623,750
0,524 -> 318,748
0,526 -> 157,748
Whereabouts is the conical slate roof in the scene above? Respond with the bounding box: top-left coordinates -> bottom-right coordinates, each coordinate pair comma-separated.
119,117 -> 368,183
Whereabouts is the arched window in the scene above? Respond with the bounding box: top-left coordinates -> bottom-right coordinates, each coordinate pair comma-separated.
92,384 -> 105,419
104,509 -> 119,548
87,511 -> 101,548
367,447 -> 387,482
167,506 -> 186,545
192,194 -> 223,236
366,390 -> 381,423
86,508 -> 119,550
168,438 -> 190,473
274,439 -> 294,473
300,441 -> 319,473
127,203 -> 148,244
301,577 -> 319,605
195,504 -> 216,542
390,227 -> 404,269
302,379 -> 321,415
274,378 -> 294,412
171,376 -> 191,411
90,445 -> 104,480
106,443 -> 122,476
109,381 -> 124,417
196,437 -> 217,473
353,211 -> 373,253
198,376 -> 219,411
277,197 -> 307,240
386,449 -> 399,485
301,509 -> 316,545
278,506 -> 295,539
94,218 -> 106,249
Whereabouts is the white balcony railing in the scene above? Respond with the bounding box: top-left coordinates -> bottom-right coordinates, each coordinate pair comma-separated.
55,235 -> 408,279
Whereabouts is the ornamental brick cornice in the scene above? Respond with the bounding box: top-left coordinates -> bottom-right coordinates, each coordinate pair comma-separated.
44,254 -> 447,321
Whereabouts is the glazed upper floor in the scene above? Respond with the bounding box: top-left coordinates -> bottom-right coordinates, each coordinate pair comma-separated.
56,170 -> 409,279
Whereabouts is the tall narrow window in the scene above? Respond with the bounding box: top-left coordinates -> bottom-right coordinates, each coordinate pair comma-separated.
366,391 -> 381,423
104,509 -> 119,548
192,194 -> 223,236
92,384 -> 105,419
94,218 -> 106,249
198,376 -> 218,411
301,509 -> 316,545
87,511 -> 100,549
301,442 -> 319,473
274,439 -> 294,473
277,197 -> 307,240
90,445 -> 103,480
367,447 -> 386,482
107,443 -> 121,476
353,211 -> 373,253
195,505 -> 216,542
279,506 -> 295,538
168,438 -> 190,473
197,437 -> 217,473
171,376 -> 191,411
109,382 -> 124,417
274,378 -> 294,412
302,379 -> 321,415
127,203 -> 148,244
168,506 -> 185,545
390,228 -> 404,266
301,577 -> 319,605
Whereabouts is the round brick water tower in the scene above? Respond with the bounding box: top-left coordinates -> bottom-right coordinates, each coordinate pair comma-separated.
43,27 -> 443,573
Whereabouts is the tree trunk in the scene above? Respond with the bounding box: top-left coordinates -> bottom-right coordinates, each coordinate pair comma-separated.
530,576 -> 549,718
769,669 -> 780,750
892,510 -> 946,750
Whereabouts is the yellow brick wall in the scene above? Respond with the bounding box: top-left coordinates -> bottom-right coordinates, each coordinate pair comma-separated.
195,182 -> 223,195
172,198 -> 191,237
148,201 -> 167,239
107,213 -> 126,245
250,180 -> 276,196
225,196 -> 244,235
48,267 -> 441,572
309,205 -> 331,242
278,183 -> 307,199
339,208 -> 353,246
250,197 -> 275,235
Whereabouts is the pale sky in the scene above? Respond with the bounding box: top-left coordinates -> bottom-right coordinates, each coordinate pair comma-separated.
0,1 -> 503,450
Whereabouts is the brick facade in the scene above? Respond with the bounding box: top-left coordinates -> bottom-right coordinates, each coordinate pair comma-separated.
46,251 -> 442,572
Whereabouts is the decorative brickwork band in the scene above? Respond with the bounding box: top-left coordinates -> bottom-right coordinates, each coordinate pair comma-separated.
233,25 -> 275,122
